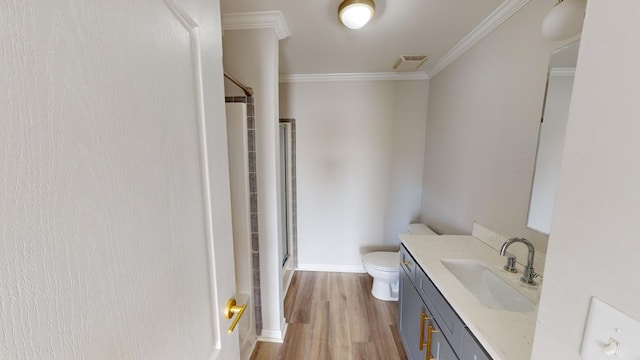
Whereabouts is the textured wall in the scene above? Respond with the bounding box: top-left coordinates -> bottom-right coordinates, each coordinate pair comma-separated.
420,0 -> 562,252
0,0 -> 230,358
532,1 -> 640,358
279,80 -> 429,269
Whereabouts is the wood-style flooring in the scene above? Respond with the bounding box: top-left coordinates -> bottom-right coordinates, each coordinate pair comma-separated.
250,271 -> 407,360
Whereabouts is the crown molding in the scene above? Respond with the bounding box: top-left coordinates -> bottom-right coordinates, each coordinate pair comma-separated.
426,0 -> 530,78
279,72 -> 430,83
222,11 -> 291,40
549,67 -> 576,77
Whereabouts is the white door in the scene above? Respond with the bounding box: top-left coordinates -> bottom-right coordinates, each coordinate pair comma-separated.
0,0 -> 239,359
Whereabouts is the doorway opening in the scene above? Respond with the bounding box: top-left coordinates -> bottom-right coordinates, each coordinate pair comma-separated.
279,119 -> 297,294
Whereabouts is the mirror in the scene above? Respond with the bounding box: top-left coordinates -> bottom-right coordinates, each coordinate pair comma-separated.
527,41 -> 580,235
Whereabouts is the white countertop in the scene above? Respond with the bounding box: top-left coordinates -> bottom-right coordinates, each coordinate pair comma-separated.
400,234 -> 542,360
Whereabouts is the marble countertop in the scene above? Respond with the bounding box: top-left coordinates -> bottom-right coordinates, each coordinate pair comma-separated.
400,234 -> 542,360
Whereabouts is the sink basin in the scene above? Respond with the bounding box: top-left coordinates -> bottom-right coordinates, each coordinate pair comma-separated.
441,259 -> 536,312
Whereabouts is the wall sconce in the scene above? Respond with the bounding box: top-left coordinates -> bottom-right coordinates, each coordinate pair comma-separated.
542,0 -> 587,41
338,0 -> 375,30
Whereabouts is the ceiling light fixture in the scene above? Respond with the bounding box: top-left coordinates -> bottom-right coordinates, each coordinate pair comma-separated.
542,0 -> 587,41
338,0 -> 375,30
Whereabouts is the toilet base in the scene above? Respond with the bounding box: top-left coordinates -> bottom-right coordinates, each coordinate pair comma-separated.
371,278 -> 399,301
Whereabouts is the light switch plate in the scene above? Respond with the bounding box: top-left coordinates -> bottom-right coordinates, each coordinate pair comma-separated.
580,297 -> 640,359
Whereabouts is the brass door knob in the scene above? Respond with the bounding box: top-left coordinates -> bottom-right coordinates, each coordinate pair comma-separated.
225,298 -> 247,334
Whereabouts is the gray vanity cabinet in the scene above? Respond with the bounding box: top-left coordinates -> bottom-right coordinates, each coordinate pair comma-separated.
399,263 -> 428,360
399,245 -> 492,360
427,311 -> 457,360
400,246 -> 457,360
416,264 -> 466,357
461,330 -> 491,360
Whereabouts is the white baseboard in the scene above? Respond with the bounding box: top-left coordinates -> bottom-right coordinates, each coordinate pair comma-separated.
296,263 -> 366,273
258,331 -> 283,343
258,321 -> 287,343
241,339 -> 257,360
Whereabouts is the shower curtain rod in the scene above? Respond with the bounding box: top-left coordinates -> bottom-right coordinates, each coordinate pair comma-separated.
224,72 -> 254,97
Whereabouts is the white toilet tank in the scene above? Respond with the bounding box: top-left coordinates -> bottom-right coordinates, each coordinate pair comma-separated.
407,223 -> 436,235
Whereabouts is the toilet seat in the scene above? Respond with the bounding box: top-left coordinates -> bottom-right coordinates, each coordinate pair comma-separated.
362,252 -> 399,272
361,223 -> 436,301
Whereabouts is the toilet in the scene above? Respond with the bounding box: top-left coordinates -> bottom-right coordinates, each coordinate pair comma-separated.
362,223 -> 436,301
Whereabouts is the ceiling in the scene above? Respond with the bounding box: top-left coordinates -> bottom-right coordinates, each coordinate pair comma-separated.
220,0 -> 505,76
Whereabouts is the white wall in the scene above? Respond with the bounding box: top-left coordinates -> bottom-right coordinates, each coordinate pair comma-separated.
421,0 -> 565,252
0,0 -> 235,358
532,1 -> 640,357
279,80 -> 429,270
222,29 -> 286,340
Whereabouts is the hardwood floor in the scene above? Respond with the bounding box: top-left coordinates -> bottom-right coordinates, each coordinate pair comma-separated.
250,271 -> 408,360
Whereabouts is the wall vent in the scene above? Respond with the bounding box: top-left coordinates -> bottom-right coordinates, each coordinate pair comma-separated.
392,55 -> 429,72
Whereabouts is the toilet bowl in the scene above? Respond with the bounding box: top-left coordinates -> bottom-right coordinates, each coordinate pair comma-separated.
362,223 -> 436,301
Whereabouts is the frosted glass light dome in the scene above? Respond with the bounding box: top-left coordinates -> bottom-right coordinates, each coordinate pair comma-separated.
542,0 -> 587,41
338,0 -> 375,30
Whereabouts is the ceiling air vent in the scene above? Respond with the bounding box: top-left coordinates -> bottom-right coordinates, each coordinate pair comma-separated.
392,55 -> 429,72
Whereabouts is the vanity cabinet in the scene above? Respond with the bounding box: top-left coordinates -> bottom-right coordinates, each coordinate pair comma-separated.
461,330 -> 491,360
400,259 -> 456,360
399,245 -> 492,360
399,263 -> 426,360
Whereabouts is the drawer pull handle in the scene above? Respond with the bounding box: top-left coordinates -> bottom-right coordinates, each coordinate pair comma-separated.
401,260 -> 410,266
426,324 -> 439,360
419,312 -> 430,350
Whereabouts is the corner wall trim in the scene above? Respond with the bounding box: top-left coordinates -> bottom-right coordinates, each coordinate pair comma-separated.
222,11 -> 291,40
297,264 -> 366,273
426,0 -> 530,78
279,72 -> 429,83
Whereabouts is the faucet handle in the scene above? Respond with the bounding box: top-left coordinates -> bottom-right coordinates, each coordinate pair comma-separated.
521,266 -> 538,286
503,253 -> 517,273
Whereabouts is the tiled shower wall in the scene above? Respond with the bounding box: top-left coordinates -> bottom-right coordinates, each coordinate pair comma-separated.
224,98 -> 299,337
225,96 -> 262,335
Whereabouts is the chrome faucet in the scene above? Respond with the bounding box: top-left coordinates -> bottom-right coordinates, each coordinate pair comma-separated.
500,237 -> 537,286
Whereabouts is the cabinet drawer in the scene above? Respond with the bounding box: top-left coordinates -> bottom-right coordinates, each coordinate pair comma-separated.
416,266 -> 466,358
462,329 -> 491,360
400,245 -> 416,282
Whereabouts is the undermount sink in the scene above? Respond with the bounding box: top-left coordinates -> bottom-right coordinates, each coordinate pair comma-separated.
441,259 -> 536,312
